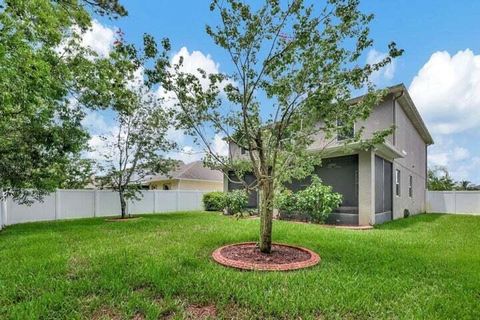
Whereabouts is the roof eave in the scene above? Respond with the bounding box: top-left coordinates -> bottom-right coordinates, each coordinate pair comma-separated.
388,84 -> 434,145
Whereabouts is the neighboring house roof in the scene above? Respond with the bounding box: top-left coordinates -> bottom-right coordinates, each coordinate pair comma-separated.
350,83 -> 434,145
146,161 -> 223,183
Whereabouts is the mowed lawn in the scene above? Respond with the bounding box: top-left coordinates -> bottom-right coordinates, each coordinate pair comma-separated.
0,213 -> 479,319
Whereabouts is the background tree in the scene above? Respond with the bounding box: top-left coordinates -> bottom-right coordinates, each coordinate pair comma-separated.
428,167 -> 456,191
98,41 -> 176,218
151,0 -> 402,252
456,180 -> 472,191
57,157 -> 95,189
0,0 -> 126,203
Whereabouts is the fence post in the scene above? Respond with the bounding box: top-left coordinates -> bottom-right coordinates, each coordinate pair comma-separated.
176,190 -> 179,211
0,195 -> 5,228
126,196 -> 130,216
454,191 -> 457,214
93,189 -> 99,217
55,190 -> 61,220
197,191 -> 202,211
152,190 -> 156,213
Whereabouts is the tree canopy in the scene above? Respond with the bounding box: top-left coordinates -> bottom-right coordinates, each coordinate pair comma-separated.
0,0 -> 126,202
146,0 -> 402,252
97,38 -> 177,218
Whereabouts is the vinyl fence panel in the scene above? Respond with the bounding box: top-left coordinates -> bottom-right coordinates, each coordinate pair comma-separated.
57,190 -> 95,220
155,191 -> 179,212
128,191 -> 155,214
2,189 -> 207,226
427,191 -> 480,215
6,194 -> 56,224
96,191 -> 121,217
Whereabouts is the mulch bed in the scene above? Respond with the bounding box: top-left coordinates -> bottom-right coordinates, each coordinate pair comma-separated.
212,242 -> 320,271
279,219 -> 373,230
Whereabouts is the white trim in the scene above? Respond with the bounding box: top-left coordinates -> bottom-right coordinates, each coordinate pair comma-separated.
147,178 -> 223,184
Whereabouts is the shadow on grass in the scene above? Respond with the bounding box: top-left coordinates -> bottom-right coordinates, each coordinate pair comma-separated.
375,213 -> 443,230
1,211 -> 214,235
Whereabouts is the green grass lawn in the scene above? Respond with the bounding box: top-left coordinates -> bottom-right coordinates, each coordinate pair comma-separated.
0,213 -> 479,319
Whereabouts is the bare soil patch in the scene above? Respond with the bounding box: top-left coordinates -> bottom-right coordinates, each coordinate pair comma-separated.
104,216 -> 143,222
186,304 -> 217,319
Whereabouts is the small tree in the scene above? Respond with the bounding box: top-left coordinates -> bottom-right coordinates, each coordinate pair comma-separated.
428,167 -> 456,191
149,0 -> 401,252
98,42 -> 176,218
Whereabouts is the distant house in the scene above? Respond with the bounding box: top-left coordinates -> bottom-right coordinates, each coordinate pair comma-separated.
145,161 -> 223,191
227,84 -> 434,226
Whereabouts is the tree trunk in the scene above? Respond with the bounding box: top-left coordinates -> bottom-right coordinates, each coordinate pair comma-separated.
119,191 -> 127,219
259,179 -> 274,253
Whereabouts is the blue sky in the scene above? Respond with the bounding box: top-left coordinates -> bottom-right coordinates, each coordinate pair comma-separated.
85,1 -> 480,183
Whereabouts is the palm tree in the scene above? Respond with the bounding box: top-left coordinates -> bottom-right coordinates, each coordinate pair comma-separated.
457,180 -> 472,190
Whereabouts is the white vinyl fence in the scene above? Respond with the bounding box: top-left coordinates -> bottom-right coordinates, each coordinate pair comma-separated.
427,191 -> 480,215
0,189 -> 208,227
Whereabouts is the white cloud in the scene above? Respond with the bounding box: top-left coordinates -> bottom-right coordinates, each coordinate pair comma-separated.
212,134 -> 229,157
81,111 -> 112,134
366,49 -> 396,84
83,47 -> 230,167
171,47 -> 221,81
80,20 -> 116,57
157,47 -> 230,162
427,137 -> 476,181
57,19 -> 116,59
409,49 -> 480,134
452,147 -> 470,161
170,146 -> 203,163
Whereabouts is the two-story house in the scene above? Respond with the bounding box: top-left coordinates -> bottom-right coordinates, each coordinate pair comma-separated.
226,84 -> 434,226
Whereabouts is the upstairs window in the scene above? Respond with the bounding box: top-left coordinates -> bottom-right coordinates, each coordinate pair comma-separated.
337,119 -> 355,141
409,175 -> 413,198
395,169 -> 401,196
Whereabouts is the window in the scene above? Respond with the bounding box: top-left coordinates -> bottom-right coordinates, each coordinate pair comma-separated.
395,169 -> 401,196
409,175 -> 413,197
337,119 -> 354,141
240,147 -> 246,155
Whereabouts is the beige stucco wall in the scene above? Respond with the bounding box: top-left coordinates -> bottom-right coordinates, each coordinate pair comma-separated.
229,96 -> 395,157
227,93 -> 429,224
149,179 -> 223,192
392,100 -> 427,219
177,179 -> 223,191
149,180 -> 179,190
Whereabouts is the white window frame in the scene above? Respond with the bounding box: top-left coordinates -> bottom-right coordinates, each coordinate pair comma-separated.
395,169 -> 401,197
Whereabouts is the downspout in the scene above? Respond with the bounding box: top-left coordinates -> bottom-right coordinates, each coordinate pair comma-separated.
391,90 -> 404,220
392,90 -> 404,146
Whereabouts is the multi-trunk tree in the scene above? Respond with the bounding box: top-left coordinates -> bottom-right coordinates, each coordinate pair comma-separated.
0,0 -> 126,203
149,0 -> 402,253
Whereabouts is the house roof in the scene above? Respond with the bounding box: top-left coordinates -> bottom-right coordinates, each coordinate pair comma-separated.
350,83 -> 434,145
146,161 -> 223,183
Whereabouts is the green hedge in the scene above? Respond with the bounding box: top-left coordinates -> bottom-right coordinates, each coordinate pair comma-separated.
202,192 -> 226,211
276,176 -> 342,223
203,190 -> 249,214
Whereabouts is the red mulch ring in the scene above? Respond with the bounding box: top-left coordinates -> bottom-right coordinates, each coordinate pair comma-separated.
212,242 -> 320,271
104,216 -> 143,222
